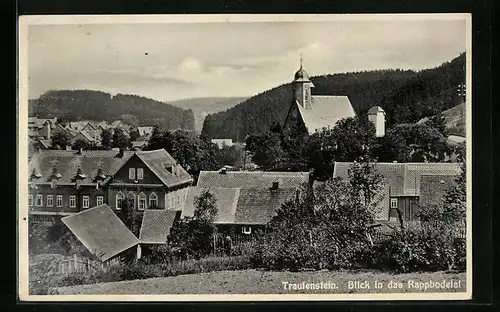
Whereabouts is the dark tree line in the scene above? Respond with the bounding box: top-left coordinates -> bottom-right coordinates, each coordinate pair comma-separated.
202,53 -> 465,141
29,90 -> 195,131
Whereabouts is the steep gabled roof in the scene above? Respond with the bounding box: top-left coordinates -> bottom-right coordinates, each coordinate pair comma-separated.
235,188 -> 297,225
135,149 -> 193,188
61,204 -> 139,262
296,96 -> 356,134
181,187 -> 240,224
28,149 -> 135,185
197,171 -> 309,189
139,209 -> 179,244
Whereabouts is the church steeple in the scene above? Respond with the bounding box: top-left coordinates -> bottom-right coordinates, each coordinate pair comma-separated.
293,56 -> 314,109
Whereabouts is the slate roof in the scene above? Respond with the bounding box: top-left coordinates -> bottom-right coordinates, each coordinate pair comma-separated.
197,171 -> 310,189
28,149 -> 135,185
28,117 -> 58,129
181,187 -> 240,224
61,204 -> 139,262
135,149 -> 193,188
78,130 -> 96,142
131,141 -> 147,149
235,188 -> 297,225
297,96 -> 357,134
139,209 -> 179,244
333,162 -> 461,197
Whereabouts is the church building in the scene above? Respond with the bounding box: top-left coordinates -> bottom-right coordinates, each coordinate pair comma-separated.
283,60 -> 357,134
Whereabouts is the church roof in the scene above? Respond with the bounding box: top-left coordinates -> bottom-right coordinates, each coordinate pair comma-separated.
297,95 -> 357,134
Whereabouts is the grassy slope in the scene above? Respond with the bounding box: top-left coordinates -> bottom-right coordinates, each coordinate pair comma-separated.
54,269 -> 466,295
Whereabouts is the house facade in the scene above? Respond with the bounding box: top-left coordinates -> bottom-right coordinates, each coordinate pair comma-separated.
332,162 -> 462,223
28,148 -> 193,224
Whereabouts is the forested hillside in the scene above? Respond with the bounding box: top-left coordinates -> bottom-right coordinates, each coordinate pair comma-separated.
29,90 -> 195,130
202,53 -> 465,141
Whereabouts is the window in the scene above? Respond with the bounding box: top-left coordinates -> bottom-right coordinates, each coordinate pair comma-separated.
116,192 -> 124,210
69,195 -> 76,208
390,198 -> 398,209
127,192 -> 136,209
35,194 -> 43,206
82,196 -> 90,208
129,168 -> 136,179
28,195 -> 33,206
242,226 -> 252,235
149,193 -> 158,208
137,168 -> 144,180
171,196 -> 175,208
96,196 -> 104,206
56,195 -> 63,207
46,195 -> 53,207
176,196 -> 180,206
138,193 -> 146,210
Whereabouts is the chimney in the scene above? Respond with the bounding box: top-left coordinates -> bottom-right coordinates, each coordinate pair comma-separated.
78,148 -> 83,155
368,106 -> 386,137
118,148 -> 124,158
271,181 -> 279,190
220,167 -> 227,174
46,122 -> 51,139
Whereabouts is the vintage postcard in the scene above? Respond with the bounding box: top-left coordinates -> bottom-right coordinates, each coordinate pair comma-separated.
18,14 -> 472,301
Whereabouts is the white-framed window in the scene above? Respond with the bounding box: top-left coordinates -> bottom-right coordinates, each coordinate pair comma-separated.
127,192 -> 136,209
137,168 -> 144,180
96,196 -> 104,206
389,216 -> 398,222
390,198 -> 398,209
242,226 -> 252,235
116,192 -> 124,210
176,196 -> 180,206
28,195 -> 33,206
171,196 -> 175,208
56,195 -> 63,207
46,195 -> 53,207
69,195 -> 76,208
35,194 -> 43,206
138,192 -> 147,210
128,168 -> 136,179
82,196 -> 90,208
149,192 -> 158,208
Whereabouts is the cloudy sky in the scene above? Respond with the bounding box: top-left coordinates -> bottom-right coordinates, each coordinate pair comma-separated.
27,16 -> 467,102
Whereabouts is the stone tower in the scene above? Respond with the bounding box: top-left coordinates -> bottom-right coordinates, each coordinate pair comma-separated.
367,106 -> 386,137
293,57 -> 315,109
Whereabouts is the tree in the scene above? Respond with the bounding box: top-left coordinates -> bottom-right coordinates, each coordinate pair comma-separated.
51,131 -> 71,149
129,129 -> 140,141
71,139 -> 91,151
245,130 -> 285,170
116,197 -> 139,237
378,122 -> 451,162
100,128 -> 112,149
307,116 -> 376,180
216,145 -> 245,167
168,190 -> 218,259
112,128 -> 132,149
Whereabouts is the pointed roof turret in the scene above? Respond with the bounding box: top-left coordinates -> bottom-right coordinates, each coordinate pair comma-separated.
30,168 -> 42,179
294,54 -> 311,82
75,166 -> 87,180
51,164 -> 62,179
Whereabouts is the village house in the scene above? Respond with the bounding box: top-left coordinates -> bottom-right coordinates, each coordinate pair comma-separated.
137,126 -> 154,140
180,170 -> 311,238
211,139 -> 234,149
62,204 -> 141,264
28,117 -> 58,140
332,162 -> 462,223
27,148 -> 193,224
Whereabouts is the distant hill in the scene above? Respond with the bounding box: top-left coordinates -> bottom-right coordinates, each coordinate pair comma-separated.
29,90 -> 195,130
202,53 -> 466,141
170,97 -> 248,133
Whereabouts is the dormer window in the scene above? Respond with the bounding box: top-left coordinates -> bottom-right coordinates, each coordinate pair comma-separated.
75,167 -> 87,180
30,169 -> 42,180
51,166 -> 62,180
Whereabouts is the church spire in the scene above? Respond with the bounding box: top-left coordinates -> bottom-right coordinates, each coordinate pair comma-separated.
300,53 -> 303,69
